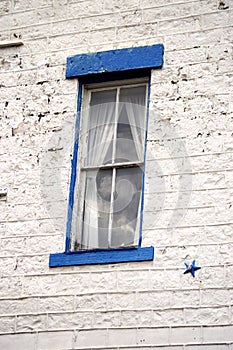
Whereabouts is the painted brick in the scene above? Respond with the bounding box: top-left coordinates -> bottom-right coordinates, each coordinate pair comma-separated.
105,0 -> 140,11
16,314 -> 47,332
201,11 -> 231,30
136,291 -> 171,309
0,257 -> 17,275
0,316 -> 15,333
47,311 -> 94,330
117,270 -> 150,291
22,275 -> 62,296
13,1 -> 52,11
171,290 -> 200,308
149,269 -> 181,289
106,291 -> 136,309
0,333 -> 36,350
74,329 -> 107,348
37,331 -> 73,350
201,289 -> 229,306
75,293 -> 107,310
136,327 -> 170,346
184,306 -> 229,325
67,1 -> 105,17
203,325 -> 233,343
0,277 -> 23,298
108,328 -> 137,346
0,297 -> 38,315
170,326 -> 201,344
81,271 -> 118,292
154,308 -> 185,326
39,295 -> 74,312
119,310 -> 153,327
94,310 -> 121,327
158,16 -> 201,35
0,218 -> 65,238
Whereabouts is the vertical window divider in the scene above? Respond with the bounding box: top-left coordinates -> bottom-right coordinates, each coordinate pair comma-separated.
108,87 -> 120,248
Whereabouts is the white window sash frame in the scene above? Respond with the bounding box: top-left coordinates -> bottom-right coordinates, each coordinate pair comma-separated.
70,78 -> 148,251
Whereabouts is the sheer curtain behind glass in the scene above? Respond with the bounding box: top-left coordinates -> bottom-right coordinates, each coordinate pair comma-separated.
82,90 -> 116,249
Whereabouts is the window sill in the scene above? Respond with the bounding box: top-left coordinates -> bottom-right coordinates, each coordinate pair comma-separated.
49,246 -> 154,267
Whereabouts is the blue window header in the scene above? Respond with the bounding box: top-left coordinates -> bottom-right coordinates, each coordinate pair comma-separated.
66,44 -> 164,78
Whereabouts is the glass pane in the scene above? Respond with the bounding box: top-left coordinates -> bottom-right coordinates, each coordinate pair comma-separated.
116,105 -> 137,162
90,89 -> 117,106
111,166 -> 142,248
81,169 -> 112,250
116,86 -> 146,163
85,89 -> 117,167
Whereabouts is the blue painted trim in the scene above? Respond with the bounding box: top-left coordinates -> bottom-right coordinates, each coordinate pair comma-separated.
66,44 -> 164,78
139,75 -> 152,247
65,83 -> 83,253
49,246 -> 154,267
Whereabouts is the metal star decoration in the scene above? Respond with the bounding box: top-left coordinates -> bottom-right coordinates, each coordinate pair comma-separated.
184,260 -> 201,277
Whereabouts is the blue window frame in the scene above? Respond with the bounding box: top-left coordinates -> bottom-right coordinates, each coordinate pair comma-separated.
49,44 -> 164,267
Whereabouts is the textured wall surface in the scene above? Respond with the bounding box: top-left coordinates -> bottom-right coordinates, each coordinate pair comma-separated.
0,0 -> 233,349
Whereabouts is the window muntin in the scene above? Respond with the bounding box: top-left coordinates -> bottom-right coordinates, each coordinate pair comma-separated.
71,80 -> 148,252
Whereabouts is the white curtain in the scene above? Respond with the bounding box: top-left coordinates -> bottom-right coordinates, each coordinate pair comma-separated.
86,102 -> 115,166
120,92 -> 146,162
81,102 -> 115,249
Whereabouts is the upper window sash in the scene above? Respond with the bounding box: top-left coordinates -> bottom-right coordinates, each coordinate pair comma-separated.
79,81 -> 148,170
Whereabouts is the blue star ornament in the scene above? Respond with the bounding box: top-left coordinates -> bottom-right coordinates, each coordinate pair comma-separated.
184,260 -> 201,277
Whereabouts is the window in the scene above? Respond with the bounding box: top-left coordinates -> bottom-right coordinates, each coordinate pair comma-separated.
71,80 -> 147,252
49,44 -> 164,266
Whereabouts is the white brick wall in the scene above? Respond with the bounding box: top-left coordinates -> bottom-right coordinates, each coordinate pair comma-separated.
0,0 -> 233,348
